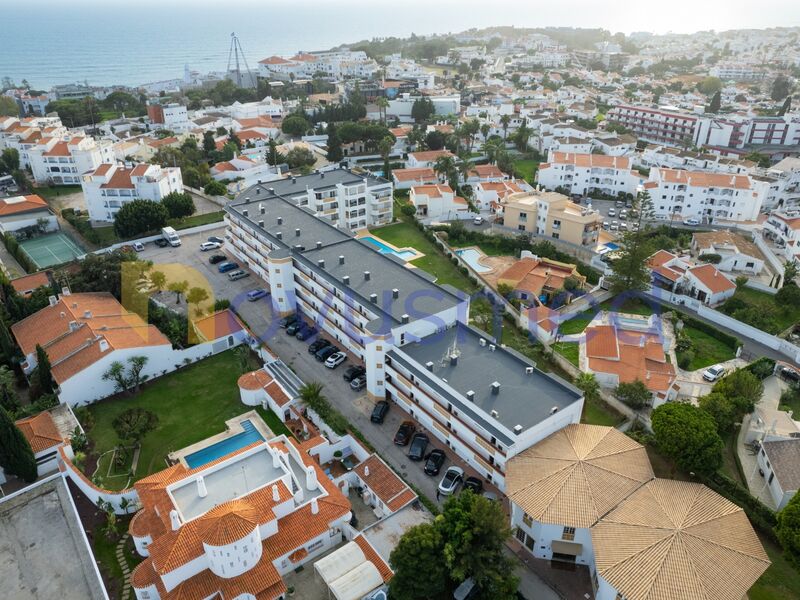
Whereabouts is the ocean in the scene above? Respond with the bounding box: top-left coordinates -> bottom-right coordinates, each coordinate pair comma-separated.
1,1 -> 796,90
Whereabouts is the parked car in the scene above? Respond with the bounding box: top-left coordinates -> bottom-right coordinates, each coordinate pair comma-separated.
463,476 -> 483,494
279,313 -> 298,328
683,218 -> 701,226
780,366 -> 800,382
438,466 -> 464,496
133,242 -> 145,252
610,221 -> 619,231
295,326 -> 318,341
350,376 -> 366,391
200,241 -> 221,252
473,216 -> 484,225
619,222 -> 628,231
370,401 -> 389,424
615,200 -> 624,208
154,238 -> 169,248
227,270 -> 249,281
342,365 -> 366,382
207,236 -> 224,244
209,254 -> 227,264
247,289 -> 268,301
619,209 -> 628,220
325,351 -> 347,369
315,345 -> 338,362
608,208 -> 616,217
702,365 -> 727,382
218,261 -> 238,273
308,339 -> 330,354
393,421 -> 416,446
408,433 -> 429,461
602,221 -> 610,230
424,449 -> 446,475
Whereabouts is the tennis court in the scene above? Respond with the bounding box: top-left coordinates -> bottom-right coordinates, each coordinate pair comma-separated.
19,232 -> 86,268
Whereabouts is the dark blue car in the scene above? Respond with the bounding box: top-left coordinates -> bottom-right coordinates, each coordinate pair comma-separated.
218,261 -> 238,273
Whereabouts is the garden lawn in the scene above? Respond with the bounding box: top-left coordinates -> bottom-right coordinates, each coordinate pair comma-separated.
370,220 -> 478,292
599,296 -> 656,316
750,534 -> 800,600
86,351 -> 271,489
723,287 -> 800,335
553,341 -> 580,367
513,159 -> 540,184
677,324 -> 737,371
558,310 -> 597,335
582,398 -> 624,427
33,184 -> 82,200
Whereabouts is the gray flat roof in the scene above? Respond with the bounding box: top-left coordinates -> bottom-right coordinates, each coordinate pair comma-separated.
261,170 -> 390,197
171,447 -> 285,520
391,323 -> 581,443
300,238 -> 463,327
0,478 -> 107,600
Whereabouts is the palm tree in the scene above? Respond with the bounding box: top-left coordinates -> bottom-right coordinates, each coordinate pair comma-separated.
378,136 -> 394,182
150,270 -> 166,293
500,114 -> 511,140
481,139 -> 504,165
457,152 -> 473,186
433,156 -> 458,190
376,97 -> 390,125
480,123 -> 490,143
186,287 -> 210,316
167,280 -> 189,304
299,382 -> 326,415
574,372 -> 600,402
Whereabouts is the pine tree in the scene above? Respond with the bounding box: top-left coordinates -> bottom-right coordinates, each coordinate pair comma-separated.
35,344 -> 54,394
708,91 -> 721,113
0,406 -> 38,482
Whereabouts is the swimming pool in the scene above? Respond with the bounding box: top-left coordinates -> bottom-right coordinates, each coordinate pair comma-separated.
184,420 -> 265,469
604,242 -> 620,251
361,236 -> 418,261
456,248 -> 491,273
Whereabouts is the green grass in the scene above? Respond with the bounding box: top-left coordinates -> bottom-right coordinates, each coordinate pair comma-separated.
553,341 -> 580,367
750,534 -> 800,600
599,296 -> 655,316
513,158 -> 540,184
677,324 -> 738,371
582,397 -> 624,427
255,406 -> 292,438
558,310 -> 597,335
370,220 -> 478,292
92,520 -> 142,600
33,184 -> 82,200
724,287 -> 800,334
86,351 -> 276,489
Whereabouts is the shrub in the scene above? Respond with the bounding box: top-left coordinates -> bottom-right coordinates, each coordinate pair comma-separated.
746,357 -> 775,380
698,253 -> 722,264
677,350 -> 694,369
213,298 -> 231,311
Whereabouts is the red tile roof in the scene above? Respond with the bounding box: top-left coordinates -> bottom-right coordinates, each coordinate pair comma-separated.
0,194 -> 49,216
15,411 -> 64,453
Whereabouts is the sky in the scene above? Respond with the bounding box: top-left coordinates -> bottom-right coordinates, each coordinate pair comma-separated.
25,0 -> 800,35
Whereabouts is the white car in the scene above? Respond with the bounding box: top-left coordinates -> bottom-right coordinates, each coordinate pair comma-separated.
610,221 -> 619,231
200,241 -> 221,251
325,352 -> 347,369
132,242 -> 145,252
438,466 -> 464,496
608,208 -> 616,217
702,365 -> 726,382
473,216 -> 484,225
683,218 -> 701,226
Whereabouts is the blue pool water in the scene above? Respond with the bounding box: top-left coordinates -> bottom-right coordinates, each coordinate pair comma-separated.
456,248 -> 491,273
604,242 -> 620,251
184,420 -> 265,469
361,236 -> 417,261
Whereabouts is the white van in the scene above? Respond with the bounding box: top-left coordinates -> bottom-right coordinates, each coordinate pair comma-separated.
161,226 -> 181,247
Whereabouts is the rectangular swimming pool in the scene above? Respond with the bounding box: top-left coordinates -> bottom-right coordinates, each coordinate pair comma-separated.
360,236 -> 417,261
184,420 -> 265,469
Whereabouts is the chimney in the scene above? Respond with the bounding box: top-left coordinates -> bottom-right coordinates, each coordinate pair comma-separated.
277,216 -> 283,225
364,271 -> 370,281
272,449 -> 281,468
318,259 -> 325,268
59,311 -> 66,319
62,287 -> 71,296
426,361 -> 434,371
450,354 -> 458,366
292,177 -> 297,184
316,241 -> 322,249
99,338 -> 109,352
259,204 -> 265,215
311,497 -> 319,514
392,288 -> 399,299
343,275 -> 350,285
197,476 -> 207,498
305,466 -> 317,489
68,320 -> 79,331
490,409 -> 499,418
295,228 -> 301,237
364,466 -> 370,477
245,196 -> 250,203
491,381 -> 501,395
401,314 -> 409,324
370,293 -> 378,303
258,220 -> 264,228
338,255 -> 345,265
169,509 -> 181,531
268,187 -> 275,194
48,295 -> 57,306
243,209 -> 249,217
466,390 -> 475,402
489,344 -> 496,352
514,424 -> 523,434
256,187 -> 261,194
525,366 -> 534,374
320,172 -> 325,179
272,484 -> 280,502
276,231 -> 283,239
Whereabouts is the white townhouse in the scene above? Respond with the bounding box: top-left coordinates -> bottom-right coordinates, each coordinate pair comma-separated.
763,210 -> 800,262
691,230 -> 765,275
758,157 -> 800,210
224,176 -> 585,491
591,134 -> 636,157
409,184 -> 469,220
81,162 -> 183,222
0,194 -> 58,234
27,136 -> 115,186
537,152 -> 642,198
646,167 -> 765,224
405,149 -> 455,169
473,180 -> 532,212
757,439 -> 800,510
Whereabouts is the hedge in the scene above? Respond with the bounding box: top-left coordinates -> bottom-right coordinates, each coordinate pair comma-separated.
680,313 -> 739,351
2,233 -> 36,273
62,208 -> 102,244
746,357 -> 776,380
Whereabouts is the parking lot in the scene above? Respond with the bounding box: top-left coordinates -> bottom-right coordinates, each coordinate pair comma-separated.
136,226 -> 565,599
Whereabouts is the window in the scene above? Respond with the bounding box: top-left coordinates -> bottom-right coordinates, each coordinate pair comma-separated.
562,526 -> 576,541
515,528 -> 526,543
522,513 -> 533,527
768,472 -> 774,484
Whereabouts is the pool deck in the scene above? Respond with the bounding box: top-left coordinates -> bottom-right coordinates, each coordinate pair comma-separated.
168,410 -> 274,467
355,231 -> 425,264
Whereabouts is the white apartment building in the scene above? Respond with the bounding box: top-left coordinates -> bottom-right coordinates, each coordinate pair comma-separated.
646,168 -> 765,224
386,94 -> 461,123
763,210 -> 800,261
537,152 -> 642,198
639,144 -> 753,174
757,157 -> 800,210
81,162 -> 183,222
710,62 -> 768,81
409,184 -> 469,220
257,50 -> 378,80
224,180 -> 584,490
26,136 -> 115,186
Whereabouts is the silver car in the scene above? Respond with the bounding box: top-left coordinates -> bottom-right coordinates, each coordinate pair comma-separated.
438,466 -> 464,496
227,269 -> 250,281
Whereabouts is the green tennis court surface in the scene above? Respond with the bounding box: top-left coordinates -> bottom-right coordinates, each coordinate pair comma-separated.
19,232 -> 86,268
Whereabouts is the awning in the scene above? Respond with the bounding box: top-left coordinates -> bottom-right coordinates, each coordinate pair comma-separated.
551,540 -> 583,556
314,542 -> 366,584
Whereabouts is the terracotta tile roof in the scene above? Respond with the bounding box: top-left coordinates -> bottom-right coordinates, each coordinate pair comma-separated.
235,116 -> 276,129
99,166 -> 135,189
470,164 -> 504,178
165,552 -> 283,600
130,164 -> 150,177
392,167 -> 437,182
237,129 -> 269,140
15,411 -> 64,453
259,56 -> 291,65
353,534 -> 393,582
0,194 -> 49,216
146,136 -> 178,148
550,152 -> 630,169
592,479 -> 770,600
354,454 -> 414,511
686,264 -> 736,295
506,424 -> 654,528
408,150 -> 454,162
647,249 -> 677,268
411,184 -> 452,198
657,168 -> 753,190
42,141 -> 70,157
192,309 -> 245,342
197,499 -> 261,546
10,271 -> 50,295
